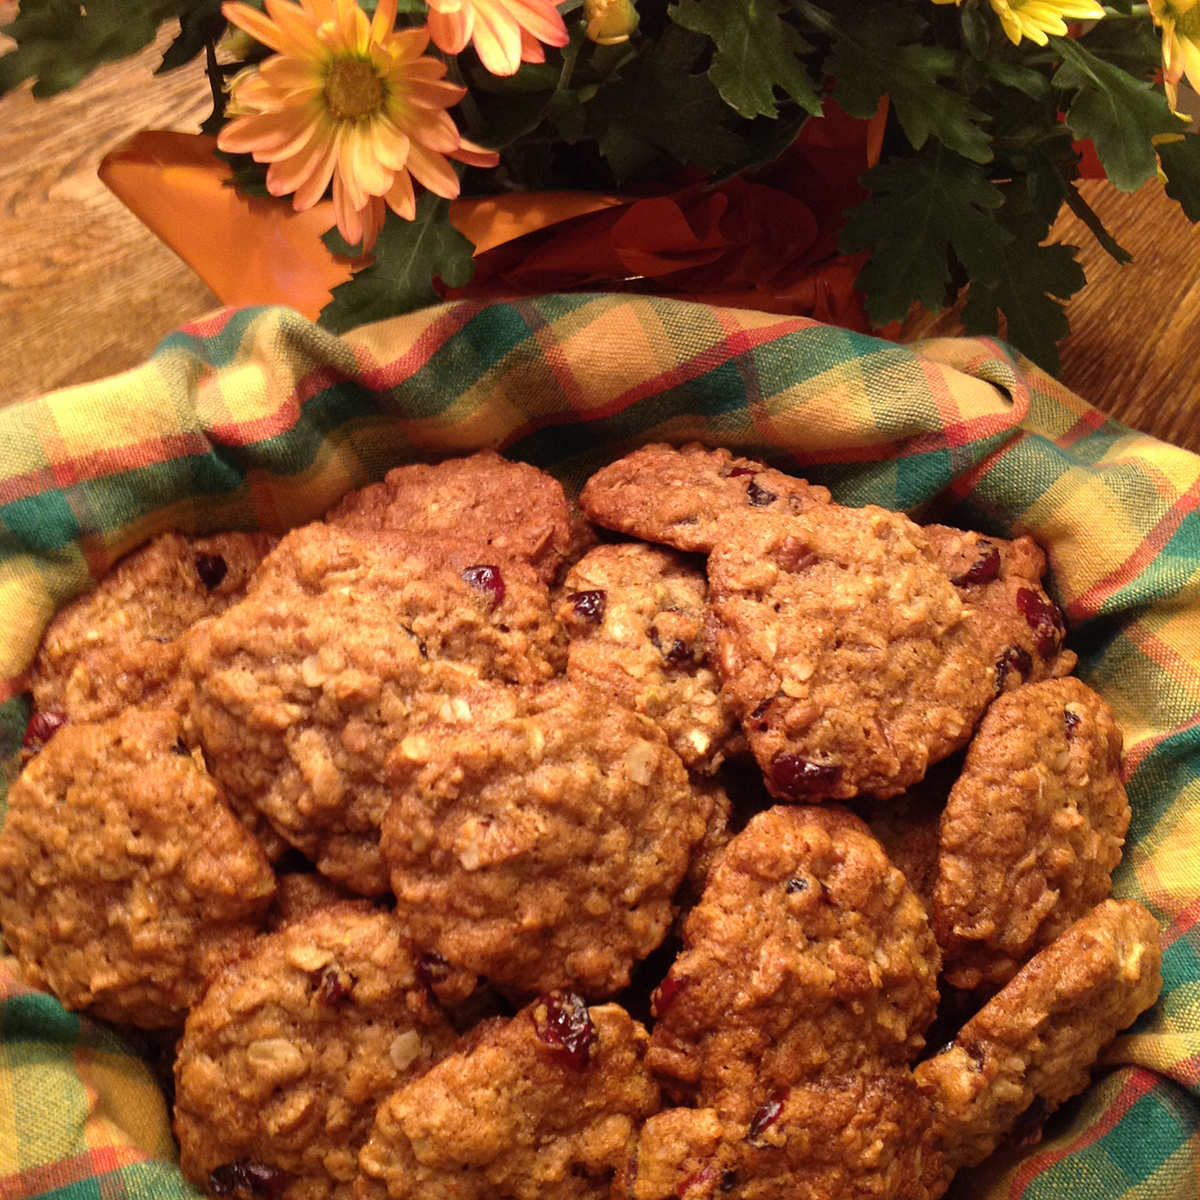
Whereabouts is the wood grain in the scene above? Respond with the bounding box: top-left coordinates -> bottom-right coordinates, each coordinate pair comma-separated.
0,13 -> 1197,454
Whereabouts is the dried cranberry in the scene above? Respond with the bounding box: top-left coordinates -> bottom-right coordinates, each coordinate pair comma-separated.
725,466 -> 759,478
531,990 -> 596,1070
964,1042 -> 986,1071
654,974 -> 690,1015
649,626 -> 692,668
675,1166 -> 714,1197
1016,587 -> 1066,657
315,967 -> 355,1008
951,542 -> 1001,587
195,552 -> 228,591
208,1160 -> 290,1200
746,1090 -> 789,1147
416,951 -> 453,991
1064,708 -> 1081,739
720,1170 -> 738,1193
172,738 -> 191,757
570,590 -> 607,624
771,754 -> 839,798
995,644 -> 1034,693
1011,1097 -> 1048,1148
22,711 -> 68,754
785,877 -> 808,894
746,480 -> 778,507
462,564 -> 505,607
749,696 -> 773,725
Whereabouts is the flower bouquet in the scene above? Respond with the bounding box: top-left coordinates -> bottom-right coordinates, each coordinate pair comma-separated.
3,0 -> 1199,370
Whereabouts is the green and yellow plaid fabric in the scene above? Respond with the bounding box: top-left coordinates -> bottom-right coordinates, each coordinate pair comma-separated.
0,295 -> 1197,1199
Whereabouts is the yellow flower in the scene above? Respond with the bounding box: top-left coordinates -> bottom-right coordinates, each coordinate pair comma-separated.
218,0 -> 497,250
1151,0 -> 1200,112
425,0 -> 569,77
984,0 -> 1105,46
584,0 -> 639,45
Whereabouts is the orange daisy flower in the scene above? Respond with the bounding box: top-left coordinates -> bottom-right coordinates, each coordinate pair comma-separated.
1151,0 -> 1200,112
218,0 -> 498,250
425,0 -> 569,77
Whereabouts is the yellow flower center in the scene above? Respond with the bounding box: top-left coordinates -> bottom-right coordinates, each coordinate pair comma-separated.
1179,5 -> 1200,36
324,58 -> 385,122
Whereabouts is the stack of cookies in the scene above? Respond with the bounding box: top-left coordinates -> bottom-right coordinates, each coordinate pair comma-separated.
0,444 -> 1162,1200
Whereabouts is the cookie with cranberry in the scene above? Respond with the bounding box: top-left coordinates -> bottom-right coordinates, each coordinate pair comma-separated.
619,1074 -> 945,1200
915,899 -> 1161,1175
28,531 -> 274,724
175,904 -> 458,1200
356,992 -> 659,1200
186,522 -> 566,895
647,806 -> 940,1119
924,525 -> 1077,692
326,450 -> 573,584
558,543 -> 738,773
932,678 -> 1130,991
381,678 -> 706,997
579,443 -> 830,554
0,707 -> 275,1028
707,506 -> 991,802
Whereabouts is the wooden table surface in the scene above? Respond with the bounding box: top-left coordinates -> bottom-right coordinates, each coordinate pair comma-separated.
1,18 -> 1198,455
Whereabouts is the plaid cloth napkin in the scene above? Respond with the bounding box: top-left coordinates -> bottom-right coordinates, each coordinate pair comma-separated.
0,295 -> 1197,1200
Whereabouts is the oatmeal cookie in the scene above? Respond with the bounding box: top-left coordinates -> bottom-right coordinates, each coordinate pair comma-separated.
175,904 -> 459,1200
28,531 -> 274,723
186,522 -> 566,894
355,992 -> 659,1200
924,525 -> 1077,690
559,543 -> 737,773
0,707 -> 275,1027
647,806 -> 940,1118
326,450 -> 573,584
915,899 -> 1161,1174
707,507 -> 991,801
620,1074 -> 945,1200
932,678 -> 1130,990
268,871 -> 363,931
579,443 -> 830,554
381,678 -> 707,996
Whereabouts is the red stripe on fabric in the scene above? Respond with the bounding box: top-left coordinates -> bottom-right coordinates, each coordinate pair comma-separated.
0,433 -> 212,504
1006,1069 -> 1157,1199
179,307 -> 241,338
1072,476 -> 1200,618
0,675 -> 27,704
0,1145 -> 147,1200
1122,709 -> 1200,781
1054,405 -> 1110,451
350,302 -> 483,393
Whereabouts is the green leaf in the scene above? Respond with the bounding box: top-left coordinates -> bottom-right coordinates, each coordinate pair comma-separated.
586,26 -> 744,181
0,0 -> 177,97
1024,143 -> 1131,262
1052,36 -> 1185,192
960,213 -> 1085,374
1159,134 -> 1200,222
670,0 -> 821,120
1073,14 -> 1163,77
319,195 -> 476,334
811,4 -> 993,164
839,144 -> 1009,325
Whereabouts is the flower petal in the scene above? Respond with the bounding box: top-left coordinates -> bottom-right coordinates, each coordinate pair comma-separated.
294,125 -> 344,208
218,106 -> 323,158
450,137 -> 501,169
500,0 -> 569,47
468,0 -> 524,75
264,122 -> 336,195
385,169 -> 417,220
222,2 -> 310,56
405,142 -> 461,198
426,7 -> 472,55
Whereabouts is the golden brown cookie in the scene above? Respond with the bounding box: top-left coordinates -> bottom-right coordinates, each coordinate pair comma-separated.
186,522 -> 566,894
381,678 -> 706,997
914,899 -> 1161,1175
707,507 -> 990,801
579,443 -> 830,554
924,525 -> 1077,689
558,542 -> 738,773
0,707 -> 275,1027
932,678 -> 1130,990
355,992 -> 659,1200
175,904 -> 459,1200
647,806 -> 941,1119
620,1074 -> 946,1200
326,450 -> 573,583
28,531 -> 274,724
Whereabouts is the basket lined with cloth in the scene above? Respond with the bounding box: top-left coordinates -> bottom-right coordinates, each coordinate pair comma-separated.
0,294 -> 1197,1200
